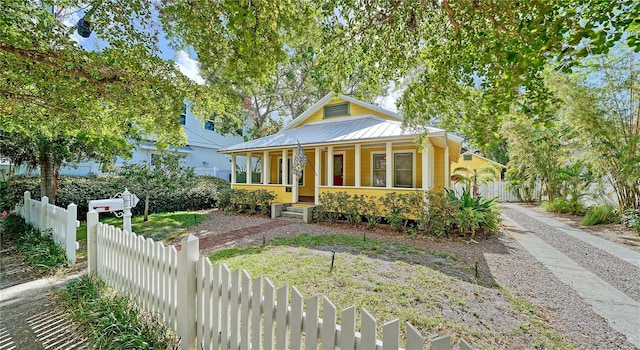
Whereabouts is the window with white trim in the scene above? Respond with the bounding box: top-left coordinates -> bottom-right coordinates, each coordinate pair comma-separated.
372,154 -> 386,187
394,152 -> 413,188
278,158 -> 304,186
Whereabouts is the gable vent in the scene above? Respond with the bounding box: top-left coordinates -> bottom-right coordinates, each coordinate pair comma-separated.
323,103 -> 350,118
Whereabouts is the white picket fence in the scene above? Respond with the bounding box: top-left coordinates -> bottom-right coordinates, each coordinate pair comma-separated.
86,212 -> 474,350
15,191 -> 79,265
452,182 -> 524,202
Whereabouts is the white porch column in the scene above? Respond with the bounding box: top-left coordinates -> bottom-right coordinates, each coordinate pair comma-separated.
231,154 -> 237,184
314,147 -> 321,204
292,146 -> 299,203
444,133 -> 450,189
354,144 -> 361,187
262,151 -> 269,185
281,149 -> 288,186
422,138 -> 431,190
246,152 -> 252,184
327,146 -> 334,186
427,140 -> 435,188
385,142 -> 392,189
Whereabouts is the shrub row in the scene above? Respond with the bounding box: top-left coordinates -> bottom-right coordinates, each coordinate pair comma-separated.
1,213 -> 68,273
215,188 -> 276,215
1,175 -> 230,219
315,191 -> 424,231
315,189 -> 501,238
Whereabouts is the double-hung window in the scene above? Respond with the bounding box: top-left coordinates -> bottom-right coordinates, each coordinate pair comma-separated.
371,152 -> 414,188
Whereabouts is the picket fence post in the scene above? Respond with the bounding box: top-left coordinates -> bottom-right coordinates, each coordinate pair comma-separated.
65,203 -> 77,265
23,191 -> 31,223
178,234 -> 199,350
40,196 -> 48,231
87,211 -> 99,276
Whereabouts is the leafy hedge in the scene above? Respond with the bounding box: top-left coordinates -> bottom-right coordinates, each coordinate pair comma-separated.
315,189 -> 501,238
1,175 -> 230,219
215,188 -> 276,215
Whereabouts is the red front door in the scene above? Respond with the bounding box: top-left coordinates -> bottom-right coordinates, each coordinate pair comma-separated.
333,154 -> 343,186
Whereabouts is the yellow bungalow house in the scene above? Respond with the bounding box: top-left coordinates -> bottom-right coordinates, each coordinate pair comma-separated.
451,151 -> 506,183
219,93 -> 462,219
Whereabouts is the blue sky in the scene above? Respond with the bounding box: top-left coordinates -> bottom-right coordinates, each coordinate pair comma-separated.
63,8 -> 400,113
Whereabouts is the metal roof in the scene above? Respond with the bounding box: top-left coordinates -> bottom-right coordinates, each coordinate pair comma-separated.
220,115 -> 448,152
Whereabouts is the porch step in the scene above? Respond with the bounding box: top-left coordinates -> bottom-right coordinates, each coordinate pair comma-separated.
281,210 -> 304,220
285,206 -> 305,213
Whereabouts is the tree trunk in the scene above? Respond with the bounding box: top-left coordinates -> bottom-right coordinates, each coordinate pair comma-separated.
39,149 -> 56,203
144,191 -> 150,222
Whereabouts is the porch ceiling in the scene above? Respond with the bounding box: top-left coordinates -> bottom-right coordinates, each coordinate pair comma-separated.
221,115 -> 459,153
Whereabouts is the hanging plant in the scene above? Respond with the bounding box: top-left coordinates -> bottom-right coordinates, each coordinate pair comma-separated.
77,17 -> 92,38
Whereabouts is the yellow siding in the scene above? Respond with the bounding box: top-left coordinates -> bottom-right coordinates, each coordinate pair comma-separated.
232,184 -> 291,203
451,154 -> 502,182
299,150 -> 315,197
291,98 -> 397,128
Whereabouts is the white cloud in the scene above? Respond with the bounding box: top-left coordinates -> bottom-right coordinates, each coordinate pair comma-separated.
376,81 -> 404,113
175,51 -> 205,85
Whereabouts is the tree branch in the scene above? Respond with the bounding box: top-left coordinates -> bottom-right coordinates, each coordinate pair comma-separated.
0,42 -> 122,85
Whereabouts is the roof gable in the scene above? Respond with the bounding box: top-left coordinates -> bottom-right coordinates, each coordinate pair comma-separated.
460,151 -> 506,168
282,93 -> 403,131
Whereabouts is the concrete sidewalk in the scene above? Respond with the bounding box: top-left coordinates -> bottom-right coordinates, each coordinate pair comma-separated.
501,204 -> 640,348
0,274 -> 87,350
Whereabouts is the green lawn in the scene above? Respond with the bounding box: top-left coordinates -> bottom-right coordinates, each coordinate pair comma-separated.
77,212 -> 208,242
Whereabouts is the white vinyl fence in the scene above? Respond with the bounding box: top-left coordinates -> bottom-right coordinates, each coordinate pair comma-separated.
15,191 -> 79,265
452,181 -> 526,202
86,212 -> 474,350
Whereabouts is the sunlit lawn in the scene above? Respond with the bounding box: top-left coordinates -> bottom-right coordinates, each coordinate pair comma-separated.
77,211 -> 208,243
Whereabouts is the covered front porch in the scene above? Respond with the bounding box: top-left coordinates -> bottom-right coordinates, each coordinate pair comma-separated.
228,137 -> 453,205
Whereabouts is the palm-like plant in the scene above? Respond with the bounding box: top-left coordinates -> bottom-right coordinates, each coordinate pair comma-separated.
452,163 -> 502,197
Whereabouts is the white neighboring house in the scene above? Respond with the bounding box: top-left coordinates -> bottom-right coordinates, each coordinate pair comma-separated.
58,102 -> 245,181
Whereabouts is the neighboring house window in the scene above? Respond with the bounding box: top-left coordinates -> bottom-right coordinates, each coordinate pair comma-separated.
278,158 -> 303,186
463,154 -> 473,161
151,153 -> 161,165
323,102 -> 350,119
179,103 -> 187,125
372,154 -> 386,187
204,120 -> 215,131
394,152 -> 413,188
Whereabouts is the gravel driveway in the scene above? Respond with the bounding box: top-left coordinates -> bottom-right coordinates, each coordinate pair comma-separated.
497,204 -> 639,350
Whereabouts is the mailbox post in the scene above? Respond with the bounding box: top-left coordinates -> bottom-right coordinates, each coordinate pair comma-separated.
88,188 -> 139,233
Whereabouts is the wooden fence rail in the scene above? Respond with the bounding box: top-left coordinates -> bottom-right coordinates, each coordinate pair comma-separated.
87,212 -> 474,350
16,191 -> 79,265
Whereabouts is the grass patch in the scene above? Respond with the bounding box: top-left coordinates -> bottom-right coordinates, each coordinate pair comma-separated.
77,211 -> 208,242
581,204 -> 620,226
58,276 -> 178,349
1,213 -> 68,273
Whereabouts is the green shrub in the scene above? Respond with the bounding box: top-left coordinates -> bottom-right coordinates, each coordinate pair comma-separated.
581,204 -> 621,226
446,189 -> 501,237
360,195 -> 382,229
421,190 -> 457,237
380,192 -> 424,232
1,213 -> 68,273
60,276 -> 178,349
218,188 -> 276,216
3,175 -> 229,219
622,209 -> 640,235
542,197 -> 585,215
